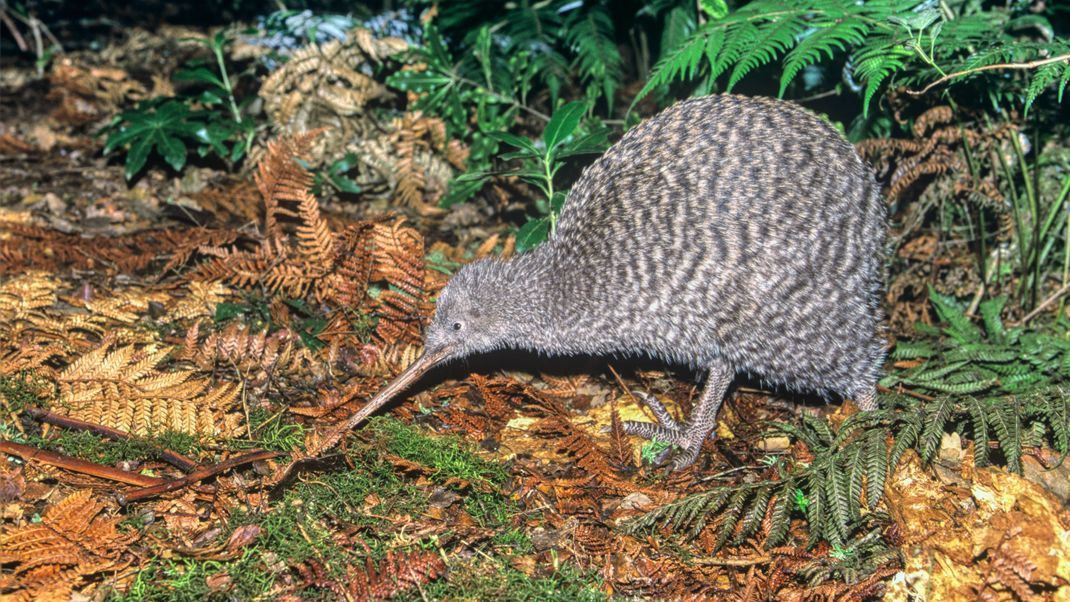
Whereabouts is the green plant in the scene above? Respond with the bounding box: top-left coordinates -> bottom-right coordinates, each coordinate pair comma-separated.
306,152 -> 362,196
112,549 -> 273,601
412,0 -> 624,111
640,437 -> 674,465
364,417 -> 514,527
485,100 -> 608,251
883,287 -> 1070,397
635,0 -> 1069,115
103,30 -> 257,180
387,24 -> 540,207
989,131 -> 1070,309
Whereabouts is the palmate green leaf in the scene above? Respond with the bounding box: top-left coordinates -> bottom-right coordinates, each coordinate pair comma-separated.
155,132 -> 187,172
125,135 -> 154,181
105,99 -> 201,179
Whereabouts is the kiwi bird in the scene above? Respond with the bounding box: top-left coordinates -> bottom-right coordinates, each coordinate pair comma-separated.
342,94 -> 887,469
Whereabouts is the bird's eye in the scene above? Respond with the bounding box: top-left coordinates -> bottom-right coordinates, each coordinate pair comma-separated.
452,322 -> 462,331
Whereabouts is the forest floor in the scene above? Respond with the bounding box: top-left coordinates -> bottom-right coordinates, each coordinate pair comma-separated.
1,23 -> 1069,602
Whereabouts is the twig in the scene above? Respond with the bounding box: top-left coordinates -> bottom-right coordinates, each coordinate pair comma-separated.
606,364 -> 641,407
0,439 -> 165,487
909,53 -> 1070,96
1012,280 -> 1070,327
27,407 -> 199,472
692,554 -> 772,567
0,6 -> 29,51
878,384 -> 936,402
118,449 -> 279,504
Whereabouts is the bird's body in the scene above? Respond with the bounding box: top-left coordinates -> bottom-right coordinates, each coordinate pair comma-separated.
355,94 -> 887,469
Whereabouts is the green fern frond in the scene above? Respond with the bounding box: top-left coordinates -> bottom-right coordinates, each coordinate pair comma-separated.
634,30 -> 709,104
804,472 -> 825,548
967,397 -> 992,467
919,396 -> 953,463
735,485 -> 773,544
765,488 -> 794,548
991,404 -> 1022,473
779,18 -> 869,97
890,414 -> 922,470
865,428 -> 887,510
565,5 -> 623,111
726,16 -> 806,91
714,488 -> 750,549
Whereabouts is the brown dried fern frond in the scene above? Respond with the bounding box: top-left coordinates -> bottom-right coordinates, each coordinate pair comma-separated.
179,321 -> 326,391
260,30 -> 402,136
255,131 -> 319,239
0,272 -> 59,324
857,107 -> 1010,208
56,342 -> 242,437
0,489 -> 134,600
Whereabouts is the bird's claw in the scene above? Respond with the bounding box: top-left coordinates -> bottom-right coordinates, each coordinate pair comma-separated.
622,392 -> 709,470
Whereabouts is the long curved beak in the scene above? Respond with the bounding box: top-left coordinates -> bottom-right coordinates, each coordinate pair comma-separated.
339,345 -> 455,433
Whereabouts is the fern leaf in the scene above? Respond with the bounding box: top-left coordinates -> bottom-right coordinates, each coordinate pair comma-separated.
1052,393 -> 1069,461
765,486 -> 794,548
865,428 -> 887,510
991,404 -> 1022,473
979,296 -> 1008,342
824,461 -> 851,545
727,16 -> 806,91
801,413 -> 835,447
634,29 -> 708,105
779,18 -> 868,97
566,5 -> 623,111
890,414 -> 922,469
853,43 -> 912,117
711,21 -> 758,82
891,340 -> 936,359
804,474 -> 825,548
967,397 -> 991,467
736,485 -> 773,544
919,397 -> 954,463
714,488 -> 750,550
846,445 -> 865,521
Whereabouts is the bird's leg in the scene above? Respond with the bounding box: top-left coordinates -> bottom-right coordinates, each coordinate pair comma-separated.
854,388 -> 878,411
623,360 -> 733,470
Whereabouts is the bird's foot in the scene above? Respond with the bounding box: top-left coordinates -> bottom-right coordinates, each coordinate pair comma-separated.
622,392 -> 711,470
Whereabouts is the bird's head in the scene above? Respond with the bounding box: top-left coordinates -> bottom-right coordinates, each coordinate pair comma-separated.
341,259 -> 529,430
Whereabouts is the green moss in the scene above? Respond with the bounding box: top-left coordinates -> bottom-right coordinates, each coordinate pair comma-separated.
228,407 -> 306,453
109,550 -> 274,602
228,439 -> 429,569
363,417 -> 515,527
0,372 -> 51,414
366,417 -> 507,485
24,429 -> 205,466
397,557 -> 606,602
